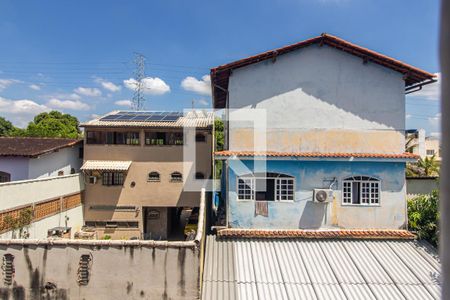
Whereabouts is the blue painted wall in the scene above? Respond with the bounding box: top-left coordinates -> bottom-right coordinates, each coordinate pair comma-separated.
225,159 -> 406,229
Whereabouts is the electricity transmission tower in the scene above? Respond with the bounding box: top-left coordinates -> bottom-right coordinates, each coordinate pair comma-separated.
132,53 -> 146,111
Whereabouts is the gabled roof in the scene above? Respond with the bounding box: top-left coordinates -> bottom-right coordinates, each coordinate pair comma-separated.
202,235 -> 441,300
0,137 -> 82,158
211,33 -> 435,108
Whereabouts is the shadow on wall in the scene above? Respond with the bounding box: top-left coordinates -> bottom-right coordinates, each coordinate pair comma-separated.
229,44 -> 404,129
298,201 -> 327,229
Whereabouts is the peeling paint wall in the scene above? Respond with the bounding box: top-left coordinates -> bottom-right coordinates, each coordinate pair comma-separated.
0,244 -> 200,300
227,159 -> 406,229
227,44 -> 405,154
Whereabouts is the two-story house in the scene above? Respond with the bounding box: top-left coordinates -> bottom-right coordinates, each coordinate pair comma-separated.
80,110 -> 213,240
212,33 -> 435,230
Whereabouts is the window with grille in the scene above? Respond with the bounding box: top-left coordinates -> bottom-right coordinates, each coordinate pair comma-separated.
148,172 -> 160,182
171,172 -> 183,182
342,176 -> 380,205
0,171 -> 11,183
237,173 -> 294,201
102,172 -> 124,186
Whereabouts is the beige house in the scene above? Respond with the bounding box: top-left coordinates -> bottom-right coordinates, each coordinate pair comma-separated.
80,111 -> 213,240
406,129 -> 442,162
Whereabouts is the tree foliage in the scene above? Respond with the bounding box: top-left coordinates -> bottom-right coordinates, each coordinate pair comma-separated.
214,118 -> 224,179
408,190 -> 439,246
0,111 -> 81,138
406,155 -> 440,177
0,116 -> 16,136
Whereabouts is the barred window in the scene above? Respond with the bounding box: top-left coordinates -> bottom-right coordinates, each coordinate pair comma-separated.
148,171 -> 160,182
237,173 -> 294,201
171,172 -> 183,182
102,172 -> 124,186
342,176 -> 380,205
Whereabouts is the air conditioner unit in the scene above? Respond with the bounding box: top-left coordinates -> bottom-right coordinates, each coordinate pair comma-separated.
88,176 -> 97,184
313,189 -> 333,203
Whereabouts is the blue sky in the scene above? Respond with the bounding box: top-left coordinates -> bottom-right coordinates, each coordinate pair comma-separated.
0,0 -> 441,136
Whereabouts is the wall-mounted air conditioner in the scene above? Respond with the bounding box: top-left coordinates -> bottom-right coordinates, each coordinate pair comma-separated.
88,176 -> 97,184
313,189 -> 333,203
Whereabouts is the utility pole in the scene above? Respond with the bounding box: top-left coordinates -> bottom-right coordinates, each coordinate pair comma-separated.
132,53 -> 146,111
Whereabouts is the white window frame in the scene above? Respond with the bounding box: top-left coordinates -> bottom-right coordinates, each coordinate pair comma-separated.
236,174 -> 295,202
342,176 -> 380,206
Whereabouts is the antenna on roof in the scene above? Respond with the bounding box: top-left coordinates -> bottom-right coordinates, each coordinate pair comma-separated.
192,99 -> 195,111
132,53 -> 146,111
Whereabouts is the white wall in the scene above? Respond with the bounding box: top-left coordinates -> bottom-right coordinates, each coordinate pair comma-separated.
0,157 -> 29,181
227,44 -> 406,153
0,173 -> 84,211
28,145 -> 82,179
0,205 -> 83,239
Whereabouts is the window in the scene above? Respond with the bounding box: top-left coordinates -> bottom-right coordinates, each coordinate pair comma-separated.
102,172 -> 124,186
126,132 -> 140,145
148,171 -> 160,182
427,149 -> 435,156
195,172 -> 205,179
145,132 -> 166,145
171,172 -> 183,182
86,131 -> 104,144
237,173 -> 294,201
145,132 -> 183,145
0,171 -> 11,183
342,176 -> 380,205
195,133 -> 206,142
168,132 -> 183,145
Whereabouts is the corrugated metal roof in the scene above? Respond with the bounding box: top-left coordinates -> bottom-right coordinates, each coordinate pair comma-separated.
81,110 -> 214,128
202,236 -> 441,300
80,160 -> 132,171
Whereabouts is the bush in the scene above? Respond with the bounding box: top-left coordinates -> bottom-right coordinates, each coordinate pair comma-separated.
408,190 -> 439,246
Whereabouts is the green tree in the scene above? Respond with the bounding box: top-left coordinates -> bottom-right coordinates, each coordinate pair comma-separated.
0,116 -> 16,136
25,111 -> 81,138
408,190 -> 439,246
214,118 -> 224,179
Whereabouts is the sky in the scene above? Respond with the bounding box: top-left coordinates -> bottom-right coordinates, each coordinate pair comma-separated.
0,0 -> 441,137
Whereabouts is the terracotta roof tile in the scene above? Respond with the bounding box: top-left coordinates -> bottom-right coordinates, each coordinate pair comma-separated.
0,137 -> 82,158
217,229 -> 416,240
214,151 -> 419,160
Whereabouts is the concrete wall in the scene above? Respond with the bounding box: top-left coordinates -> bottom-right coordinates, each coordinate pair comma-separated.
227,44 -> 405,154
28,145 -> 82,179
0,174 -> 84,212
226,159 -> 406,229
0,157 -> 29,181
0,243 -> 200,300
406,177 -> 439,196
0,206 -> 83,240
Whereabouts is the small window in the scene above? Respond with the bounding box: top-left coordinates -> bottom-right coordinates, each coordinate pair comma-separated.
195,172 -> 205,180
102,172 -> 124,186
171,172 -> 183,182
58,170 -> 64,176
71,168 -> 76,174
168,132 -> 183,145
148,171 -> 160,182
342,176 -> 380,206
195,133 -> 206,142
126,132 -> 140,145
86,131 -> 104,144
426,149 -> 435,156
0,171 -> 11,183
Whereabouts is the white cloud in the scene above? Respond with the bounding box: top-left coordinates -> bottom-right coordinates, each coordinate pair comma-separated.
407,72 -> 441,101
406,114 -> 411,119
181,75 -> 211,96
124,77 -> 170,95
0,79 -> 21,91
195,98 -> 210,106
95,77 -> 121,92
47,98 -> 90,111
115,99 -> 132,107
430,132 -> 441,139
0,96 -> 50,127
74,86 -> 102,97
428,112 -> 441,126
29,84 -> 41,91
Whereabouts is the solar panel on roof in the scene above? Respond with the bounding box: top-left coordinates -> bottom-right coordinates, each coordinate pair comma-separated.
99,111 -> 183,122
162,115 -> 180,121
